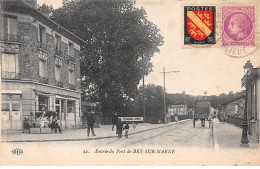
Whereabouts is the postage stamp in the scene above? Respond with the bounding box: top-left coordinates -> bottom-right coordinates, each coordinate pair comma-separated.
184,6 -> 216,45
222,6 -> 255,46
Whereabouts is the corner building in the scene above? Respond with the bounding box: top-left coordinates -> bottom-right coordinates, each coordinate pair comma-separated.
1,0 -> 86,132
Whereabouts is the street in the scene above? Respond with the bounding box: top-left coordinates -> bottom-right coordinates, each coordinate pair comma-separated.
2,119 -> 260,165
89,120 -> 213,148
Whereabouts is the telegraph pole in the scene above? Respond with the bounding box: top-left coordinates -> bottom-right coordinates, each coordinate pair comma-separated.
142,54 -> 145,122
161,67 -> 179,123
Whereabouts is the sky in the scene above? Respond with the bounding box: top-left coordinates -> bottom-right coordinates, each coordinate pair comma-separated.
38,0 -> 260,96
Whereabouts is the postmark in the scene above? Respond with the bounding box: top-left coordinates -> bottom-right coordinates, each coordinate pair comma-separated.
184,6 -> 216,45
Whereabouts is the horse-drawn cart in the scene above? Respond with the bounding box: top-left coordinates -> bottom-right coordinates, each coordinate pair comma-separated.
193,101 -> 211,128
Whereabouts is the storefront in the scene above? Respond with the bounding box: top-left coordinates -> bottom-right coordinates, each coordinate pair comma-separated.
1,81 -> 82,132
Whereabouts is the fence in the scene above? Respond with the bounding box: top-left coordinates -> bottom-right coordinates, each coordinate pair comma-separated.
177,115 -> 193,121
227,115 -> 246,128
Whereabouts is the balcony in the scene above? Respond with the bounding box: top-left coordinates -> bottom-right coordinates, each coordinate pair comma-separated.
0,34 -> 21,43
54,49 -> 62,57
55,80 -> 64,88
67,54 -> 75,62
39,76 -> 49,84
1,71 -> 21,80
38,42 -> 48,51
69,84 -> 76,90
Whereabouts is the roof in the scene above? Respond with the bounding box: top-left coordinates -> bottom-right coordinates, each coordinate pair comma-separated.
3,0 -> 87,45
222,95 -> 245,106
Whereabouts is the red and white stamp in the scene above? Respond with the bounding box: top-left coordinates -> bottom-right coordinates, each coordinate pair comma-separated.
222,6 -> 255,46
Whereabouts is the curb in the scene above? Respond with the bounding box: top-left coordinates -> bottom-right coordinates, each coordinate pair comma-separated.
2,119 -> 192,143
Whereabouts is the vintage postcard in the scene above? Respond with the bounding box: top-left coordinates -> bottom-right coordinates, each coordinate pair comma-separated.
0,0 -> 260,166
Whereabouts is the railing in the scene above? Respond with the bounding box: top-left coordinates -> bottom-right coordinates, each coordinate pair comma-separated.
177,115 -> 193,121
38,42 -> 48,51
1,72 -> 21,80
67,54 -> 75,62
227,115 -> 246,128
0,34 -> 21,43
54,50 -> 62,57
144,117 -> 164,124
39,76 -> 49,84
56,80 -> 64,88
69,84 -> 76,90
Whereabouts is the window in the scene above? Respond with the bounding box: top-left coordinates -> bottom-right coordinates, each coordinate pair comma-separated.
1,53 -> 19,77
3,16 -> 17,35
68,42 -> 74,57
1,94 -> 21,112
39,25 -> 46,43
1,103 -> 10,111
55,34 -> 61,51
67,100 -> 75,113
69,70 -> 75,85
55,65 -> 61,82
39,59 -> 47,77
38,96 -> 48,111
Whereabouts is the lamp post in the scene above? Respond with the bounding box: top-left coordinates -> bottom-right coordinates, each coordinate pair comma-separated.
161,67 -> 179,123
241,60 -> 253,146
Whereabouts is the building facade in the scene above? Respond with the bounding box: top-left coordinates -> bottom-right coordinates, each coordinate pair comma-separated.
242,67 -> 260,140
1,0 -> 86,132
221,95 -> 245,121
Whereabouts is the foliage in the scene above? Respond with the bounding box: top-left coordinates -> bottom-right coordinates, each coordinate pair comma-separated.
37,3 -> 54,15
44,111 -> 57,119
49,0 -> 164,117
134,84 -> 245,119
134,84 -> 165,118
35,111 -> 44,119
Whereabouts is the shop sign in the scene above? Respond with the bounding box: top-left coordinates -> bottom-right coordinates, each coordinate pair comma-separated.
118,117 -> 143,122
35,84 -> 80,98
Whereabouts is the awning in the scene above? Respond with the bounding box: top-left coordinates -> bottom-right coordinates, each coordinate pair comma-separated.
34,89 -> 54,96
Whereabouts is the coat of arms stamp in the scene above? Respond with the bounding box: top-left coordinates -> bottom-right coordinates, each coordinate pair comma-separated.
222,6 -> 255,46
184,6 -> 216,45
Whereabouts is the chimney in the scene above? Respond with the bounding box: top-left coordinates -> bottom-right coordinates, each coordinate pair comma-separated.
23,0 -> 37,9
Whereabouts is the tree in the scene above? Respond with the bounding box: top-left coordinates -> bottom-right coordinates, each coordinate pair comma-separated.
37,3 -> 54,15
50,0 -> 164,117
134,84 -> 165,118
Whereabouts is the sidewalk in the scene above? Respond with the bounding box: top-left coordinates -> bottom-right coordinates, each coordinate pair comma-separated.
212,119 -> 259,149
1,120 -> 191,142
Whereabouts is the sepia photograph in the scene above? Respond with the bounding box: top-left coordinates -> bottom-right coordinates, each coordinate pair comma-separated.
0,0 -> 259,166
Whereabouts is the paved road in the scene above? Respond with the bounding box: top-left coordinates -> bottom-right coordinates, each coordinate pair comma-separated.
3,119 -> 260,165
11,120 -> 213,148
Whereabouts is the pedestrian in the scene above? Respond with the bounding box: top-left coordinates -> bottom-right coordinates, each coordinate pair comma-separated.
51,119 -> 61,134
116,118 -> 123,139
86,109 -> 96,137
132,122 -> 137,131
112,112 -> 118,131
123,122 -> 130,138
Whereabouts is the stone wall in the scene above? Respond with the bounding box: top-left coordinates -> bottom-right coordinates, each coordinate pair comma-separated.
17,20 -> 81,91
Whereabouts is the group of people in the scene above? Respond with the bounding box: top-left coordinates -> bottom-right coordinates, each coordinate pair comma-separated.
85,110 -> 137,139
112,112 -> 137,139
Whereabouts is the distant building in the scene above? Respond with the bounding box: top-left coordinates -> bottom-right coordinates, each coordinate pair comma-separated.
168,105 -> 188,116
221,95 -> 245,121
242,66 -> 260,140
1,0 -> 86,132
